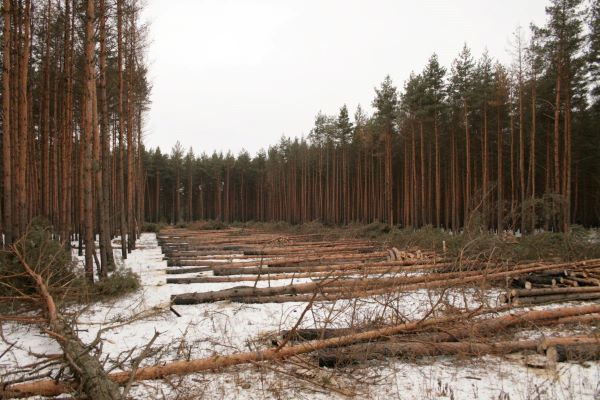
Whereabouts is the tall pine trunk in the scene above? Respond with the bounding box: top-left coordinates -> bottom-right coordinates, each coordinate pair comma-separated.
98,0 -> 114,272
2,0 -> 13,246
82,0 -> 97,282
17,0 -> 31,236
117,0 -> 128,257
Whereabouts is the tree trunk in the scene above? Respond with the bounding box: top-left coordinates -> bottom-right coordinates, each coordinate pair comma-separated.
464,101 -> 470,226
98,0 -> 114,272
41,1 -> 51,219
117,0 -> 128,258
82,0 -> 97,282
497,105 -> 503,232
385,125 -> 393,226
434,111 -> 441,227
17,0 -> 31,236
528,78 -> 537,232
2,0 -> 13,246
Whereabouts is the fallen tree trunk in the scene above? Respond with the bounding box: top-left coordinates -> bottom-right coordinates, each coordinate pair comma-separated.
164,247 -> 375,260
317,339 -> 536,366
165,266 -> 212,274
171,283 -> 320,304
317,335 -> 600,367
290,305 -> 600,346
211,259 -> 454,276
283,313 -> 600,343
513,292 -> 600,305
167,273 -> 315,284
166,265 -> 439,284
8,304 -> 600,397
172,259 -> 600,305
189,252 -> 389,270
11,246 -> 122,400
162,249 -> 240,256
504,286 -> 600,305
510,286 -> 600,297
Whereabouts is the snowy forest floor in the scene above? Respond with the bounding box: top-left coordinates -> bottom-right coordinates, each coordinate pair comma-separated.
1,232 -> 600,399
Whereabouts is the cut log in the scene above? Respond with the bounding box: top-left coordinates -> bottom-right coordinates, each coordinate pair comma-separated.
165,266 -> 212,274
317,335 -> 600,367
538,336 -> 600,351
316,339 -> 541,367
559,277 -> 579,287
200,252 -> 390,270
212,258 -> 452,276
547,344 -> 600,362
509,277 -> 534,289
525,275 -> 561,286
384,305 -> 600,345
510,286 -> 600,298
171,284 -> 319,304
513,292 -> 600,305
566,276 -> 600,286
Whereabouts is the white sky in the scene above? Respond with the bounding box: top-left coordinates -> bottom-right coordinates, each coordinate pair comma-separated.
142,0 -> 548,156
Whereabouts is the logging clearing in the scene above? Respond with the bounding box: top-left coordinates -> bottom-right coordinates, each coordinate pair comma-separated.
2,0 -> 600,398
2,228 -> 600,399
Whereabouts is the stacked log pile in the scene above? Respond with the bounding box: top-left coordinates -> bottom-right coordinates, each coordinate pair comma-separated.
503,262 -> 600,305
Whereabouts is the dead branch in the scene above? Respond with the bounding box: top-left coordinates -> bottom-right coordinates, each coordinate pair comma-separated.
9,244 -> 122,400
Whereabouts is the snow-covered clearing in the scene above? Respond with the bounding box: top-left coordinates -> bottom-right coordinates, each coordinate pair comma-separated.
1,233 -> 599,399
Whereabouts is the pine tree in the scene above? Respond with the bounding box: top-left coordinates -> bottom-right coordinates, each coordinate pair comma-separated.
474,51 -> 495,227
372,76 -> 398,226
589,0 -> 600,111
449,44 -> 475,225
423,53 -> 446,227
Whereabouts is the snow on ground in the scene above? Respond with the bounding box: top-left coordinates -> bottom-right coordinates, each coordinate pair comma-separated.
1,233 -> 600,399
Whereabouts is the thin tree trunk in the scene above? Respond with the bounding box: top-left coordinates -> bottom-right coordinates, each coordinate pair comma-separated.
126,12 -> 136,250
464,101 -> 470,227
553,69 -> 562,226
419,120 -> 426,226
528,78 -> 537,232
98,0 -> 114,272
497,105 -> 503,232
564,82 -> 571,232
386,125 -> 393,226
483,105 -> 489,227
434,111 -> 440,227
17,0 -> 31,236
519,77 -> 526,233
2,0 -> 13,246
41,1 -> 51,218
82,0 -> 97,282
117,0 -> 128,258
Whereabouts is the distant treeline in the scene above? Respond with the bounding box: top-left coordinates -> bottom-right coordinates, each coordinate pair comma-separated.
144,0 -> 600,232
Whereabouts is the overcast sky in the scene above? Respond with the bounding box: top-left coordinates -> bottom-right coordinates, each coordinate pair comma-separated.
142,0 -> 548,156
